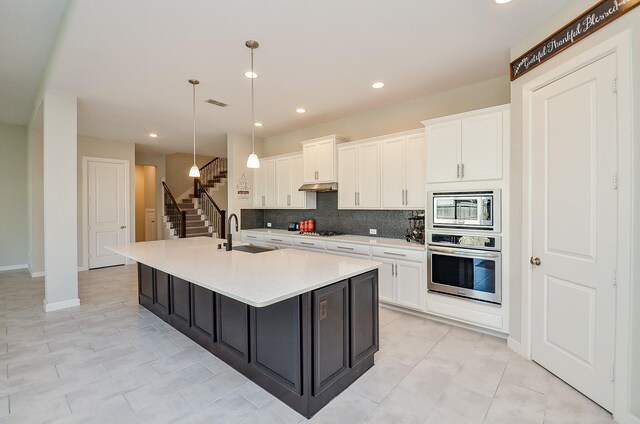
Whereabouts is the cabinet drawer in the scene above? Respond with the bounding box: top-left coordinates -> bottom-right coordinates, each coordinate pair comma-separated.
371,246 -> 423,263
264,235 -> 293,246
242,232 -> 264,242
326,241 -> 370,256
293,238 -> 326,250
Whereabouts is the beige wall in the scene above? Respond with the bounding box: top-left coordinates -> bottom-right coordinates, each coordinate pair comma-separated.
263,76 -> 510,156
27,106 -> 44,275
509,3 -> 640,421
165,152 -> 214,197
134,165 -> 145,242
77,135 -> 136,268
0,123 -> 28,268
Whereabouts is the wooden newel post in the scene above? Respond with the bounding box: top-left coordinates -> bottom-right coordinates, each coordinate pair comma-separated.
180,211 -> 187,238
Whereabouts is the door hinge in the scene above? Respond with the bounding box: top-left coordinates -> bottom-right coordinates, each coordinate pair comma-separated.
613,174 -> 618,190
610,364 -> 615,382
612,270 -> 617,287
612,78 -> 617,93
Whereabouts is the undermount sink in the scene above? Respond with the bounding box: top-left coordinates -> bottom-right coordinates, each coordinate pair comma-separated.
233,244 -> 278,254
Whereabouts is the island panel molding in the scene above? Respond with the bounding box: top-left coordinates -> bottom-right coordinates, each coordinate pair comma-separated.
510,0 -> 640,80
136,262 -> 379,418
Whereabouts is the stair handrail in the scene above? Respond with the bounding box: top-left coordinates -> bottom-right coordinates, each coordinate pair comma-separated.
162,181 -> 187,238
194,178 -> 226,239
199,156 -> 221,171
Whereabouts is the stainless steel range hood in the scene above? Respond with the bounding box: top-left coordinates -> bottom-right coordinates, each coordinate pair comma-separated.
298,182 -> 338,192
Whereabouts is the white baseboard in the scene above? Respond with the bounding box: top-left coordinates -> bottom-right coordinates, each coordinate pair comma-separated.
507,336 -> 527,358
43,298 -> 80,312
30,270 -> 45,278
77,266 -> 88,272
0,264 -> 28,271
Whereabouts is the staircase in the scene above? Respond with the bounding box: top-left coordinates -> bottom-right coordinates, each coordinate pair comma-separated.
163,157 -> 227,239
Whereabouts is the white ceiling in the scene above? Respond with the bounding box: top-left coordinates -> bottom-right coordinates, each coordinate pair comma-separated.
3,0 -> 576,156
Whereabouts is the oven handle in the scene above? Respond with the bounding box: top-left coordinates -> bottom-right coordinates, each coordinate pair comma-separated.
427,246 -> 501,259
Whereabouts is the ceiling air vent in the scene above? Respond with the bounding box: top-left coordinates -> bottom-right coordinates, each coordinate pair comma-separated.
205,99 -> 228,107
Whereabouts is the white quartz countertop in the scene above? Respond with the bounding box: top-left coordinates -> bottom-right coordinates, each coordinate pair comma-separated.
243,228 -> 426,251
107,237 -> 381,307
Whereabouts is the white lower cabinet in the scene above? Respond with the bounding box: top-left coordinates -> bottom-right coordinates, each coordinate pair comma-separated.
372,247 -> 425,311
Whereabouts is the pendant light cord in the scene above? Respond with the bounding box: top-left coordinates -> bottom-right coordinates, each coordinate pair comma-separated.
250,47 -> 255,154
192,82 -> 196,165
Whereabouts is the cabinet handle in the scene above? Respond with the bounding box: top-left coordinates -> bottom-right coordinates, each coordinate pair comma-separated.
457,164 -> 460,178
405,189 -> 408,205
247,236 -> 257,239
287,194 -> 290,206
384,251 -> 406,257
270,238 -> 283,242
391,263 -> 395,277
461,163 -> 465,178
357,192 -> 360,206
300,242 -> 314,246
354,192 -> 357,206
395,263 -> 399,277
337,246 -> 354,250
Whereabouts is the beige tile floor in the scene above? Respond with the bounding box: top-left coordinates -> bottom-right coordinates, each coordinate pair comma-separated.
0,265 -> 614,423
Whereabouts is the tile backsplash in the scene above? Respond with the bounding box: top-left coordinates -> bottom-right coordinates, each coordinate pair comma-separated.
241,192 -> 423,239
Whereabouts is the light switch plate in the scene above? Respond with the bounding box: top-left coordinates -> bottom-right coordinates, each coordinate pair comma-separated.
267,222 -> 272,227
369,229 -> 377,235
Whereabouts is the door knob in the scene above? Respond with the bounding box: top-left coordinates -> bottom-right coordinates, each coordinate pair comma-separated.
530,256 -> 541,266
120,225 -> 127,229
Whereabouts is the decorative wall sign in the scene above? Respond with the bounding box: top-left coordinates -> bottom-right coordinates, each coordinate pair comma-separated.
510,0 -> 640,80
236,173 -> 251,200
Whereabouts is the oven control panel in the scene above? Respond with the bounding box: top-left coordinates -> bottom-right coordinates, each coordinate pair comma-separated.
428,233 -> 501,251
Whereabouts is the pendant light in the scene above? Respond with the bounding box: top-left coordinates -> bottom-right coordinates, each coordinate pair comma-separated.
188,79 -> 200,177
245,40 -> 260,169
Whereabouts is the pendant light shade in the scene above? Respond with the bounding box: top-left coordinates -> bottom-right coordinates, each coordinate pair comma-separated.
188,79 -> 200,177
245,40 -> 260,169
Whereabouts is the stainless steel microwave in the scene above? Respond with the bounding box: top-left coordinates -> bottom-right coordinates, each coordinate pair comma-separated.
428,190 -> 500,232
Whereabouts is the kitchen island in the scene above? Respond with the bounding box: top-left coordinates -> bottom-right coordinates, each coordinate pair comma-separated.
108,237 -> 381,418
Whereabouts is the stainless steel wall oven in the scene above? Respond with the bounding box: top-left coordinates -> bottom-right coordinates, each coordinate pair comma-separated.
427,232 -> 502,304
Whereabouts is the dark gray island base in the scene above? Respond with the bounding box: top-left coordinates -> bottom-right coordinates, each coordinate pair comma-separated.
137,263 -> 379,418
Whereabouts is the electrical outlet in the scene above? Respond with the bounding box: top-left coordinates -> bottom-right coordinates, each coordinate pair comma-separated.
369,229 -> 377,235
266,222 -> 272,228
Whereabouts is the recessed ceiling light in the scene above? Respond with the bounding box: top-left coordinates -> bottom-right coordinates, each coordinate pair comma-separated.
495,0 -> 512,4
372,82 -> 384,89
149,133 -> 158,138
254,122 -> 263,127
296,108 -> 306,114
245,71 -> 257,79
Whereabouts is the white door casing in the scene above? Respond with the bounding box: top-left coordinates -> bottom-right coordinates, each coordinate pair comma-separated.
87,159 -> 128,269
530,53 -> 617,411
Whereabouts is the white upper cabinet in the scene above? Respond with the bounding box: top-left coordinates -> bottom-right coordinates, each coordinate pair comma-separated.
301,135 -> 344,183
424,105 -> 508,183
254,153 -> 315,209
338,140 -> 380,209
381,131 -> 425,208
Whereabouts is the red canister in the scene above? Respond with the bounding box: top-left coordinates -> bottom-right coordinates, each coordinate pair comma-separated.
307,219 -> 315,232
299,220 -> 306,232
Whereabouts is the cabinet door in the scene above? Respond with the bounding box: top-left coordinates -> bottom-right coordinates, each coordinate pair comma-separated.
404,133 -> 426,208
254,167 -> 265,207
395,260 -> 424,311
302,143 -> 317,183
426,120 -> 461,183
338,145 -> 357,208
263,159 -> 276,207
381,136 -> 405,208
138,263 -> 154,306
377,258 -> 395,303
357,142 -> 380,208
315,139 -> 335,182
289,155 -> 305,208
275,157 -> 291,208
461,111 -> 503,181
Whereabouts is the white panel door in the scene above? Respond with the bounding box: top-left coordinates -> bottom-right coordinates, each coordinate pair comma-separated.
302,143 -> 317,183
404,133 -> 426,208
395,260 -> 423,311
88,160 -> 127,269
531,53 -> 617,411
144,209 -> 156,241
338,145 -> 357,208
263,159 -> 276,208
357,141 -> 380,208
289,155 -> 305,208
381,136 -> 405,208
275,157 -> 291,208
315,139 -> 335,182
461,111 -> 503,181
426,120 -> 460,183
